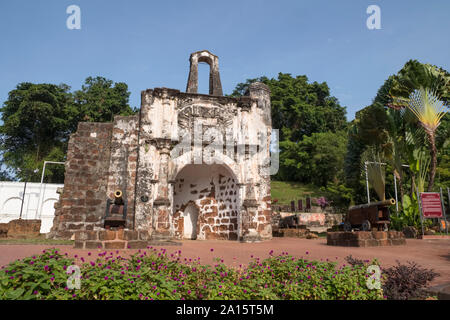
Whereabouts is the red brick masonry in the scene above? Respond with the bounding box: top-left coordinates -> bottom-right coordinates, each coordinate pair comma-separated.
327,231 -> 406,247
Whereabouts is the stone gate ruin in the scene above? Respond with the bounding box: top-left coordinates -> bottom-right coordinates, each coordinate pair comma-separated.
48,50 -> 273,245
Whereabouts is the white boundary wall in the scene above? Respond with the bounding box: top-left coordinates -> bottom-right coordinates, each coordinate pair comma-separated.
0,182 -> 63,233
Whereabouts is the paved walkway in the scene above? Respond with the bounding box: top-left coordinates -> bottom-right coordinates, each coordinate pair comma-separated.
1,238 -> 449,285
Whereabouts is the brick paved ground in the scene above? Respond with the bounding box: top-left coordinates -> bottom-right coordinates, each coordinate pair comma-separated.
1,238 -> 449,286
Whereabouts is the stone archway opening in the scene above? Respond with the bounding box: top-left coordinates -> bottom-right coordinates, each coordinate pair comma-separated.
173,164 -> 239,240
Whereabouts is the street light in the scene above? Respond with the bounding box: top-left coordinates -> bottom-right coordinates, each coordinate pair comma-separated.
36,161 -> 65,219
18,168 -> 39,219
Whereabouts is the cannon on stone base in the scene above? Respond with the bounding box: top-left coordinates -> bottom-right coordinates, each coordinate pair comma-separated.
104,190 -> 127,229
344,199 -> 395,232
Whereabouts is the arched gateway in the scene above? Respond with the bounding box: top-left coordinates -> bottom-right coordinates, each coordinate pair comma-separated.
48,50 -> 273,242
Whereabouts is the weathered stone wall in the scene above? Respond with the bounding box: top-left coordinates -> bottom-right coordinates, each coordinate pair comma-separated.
48,122 -> 113,239
48,51 -> 273,243
106,115 -> 139,228
0,219 -> 41,238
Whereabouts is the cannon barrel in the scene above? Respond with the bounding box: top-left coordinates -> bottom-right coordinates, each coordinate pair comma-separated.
348,198 -> 395,211
114,189 -> 124,205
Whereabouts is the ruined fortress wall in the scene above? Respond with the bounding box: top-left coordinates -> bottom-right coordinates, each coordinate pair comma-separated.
48,51 -> 273,242
106,115 -> 139,229
48,122 -> 113,239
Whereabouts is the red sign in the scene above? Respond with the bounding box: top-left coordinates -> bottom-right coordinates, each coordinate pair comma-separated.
420,193 -> 443,218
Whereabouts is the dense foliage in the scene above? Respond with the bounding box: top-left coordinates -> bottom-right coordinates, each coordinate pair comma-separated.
0,248 -> 384,300
0,77 -> 136,183
344,60 -> 449,224
381,261 -> 439,300
345,255 -> 438,300
232,73 -> 349,195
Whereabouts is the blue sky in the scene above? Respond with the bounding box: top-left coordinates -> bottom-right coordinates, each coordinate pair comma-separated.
0,0 -> 449,120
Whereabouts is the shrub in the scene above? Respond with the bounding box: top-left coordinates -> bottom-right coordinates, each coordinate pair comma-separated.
0,248 -> 384,300
381,261 -> 439,300
0,248 -> 74,299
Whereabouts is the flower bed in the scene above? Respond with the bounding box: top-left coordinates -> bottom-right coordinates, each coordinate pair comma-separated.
0,248 -> 384,300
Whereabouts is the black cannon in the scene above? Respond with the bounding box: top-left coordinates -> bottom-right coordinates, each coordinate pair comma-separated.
104,190 -> 127,229
344,199 -> 395,232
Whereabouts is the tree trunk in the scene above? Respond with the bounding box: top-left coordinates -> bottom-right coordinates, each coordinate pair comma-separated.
426,131 -> 437,192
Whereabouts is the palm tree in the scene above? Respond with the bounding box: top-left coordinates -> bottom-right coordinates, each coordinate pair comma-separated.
389,61 -> 449,191
392,88 -> 448,191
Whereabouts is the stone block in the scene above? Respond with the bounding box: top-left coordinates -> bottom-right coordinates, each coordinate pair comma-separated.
388,231 -> 399,239
372,231 -> 387,240
138,230 -> 151,241
85,230 -> 99,241
327,232 -> 341,241
7,219 -> 41,238
85,241 -> 104,249
366,239 -> 379,247
127,241 -> 148,249
99,230 -> 117,241
104,241 -> 126,249
0,223 -> 9,238
85,215 -> 99,223
74,231 -> 88,241
74,241 -> 85,249
124,230 -> 138,241
354,231 -> 373,240
346,240 -> 359,247
116,228 -> 124,240
356,240 -> 367,247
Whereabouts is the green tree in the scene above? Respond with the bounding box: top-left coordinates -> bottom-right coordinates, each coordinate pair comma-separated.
389,61 -> 449,191
73,76 -> 135,126
0,77 -> 136,182
231,73 -> 348,142
278,131 -> 347,187
0,83 -> 73,182
232,73 -> 348,187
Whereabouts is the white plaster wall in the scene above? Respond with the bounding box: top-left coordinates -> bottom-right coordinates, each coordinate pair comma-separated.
0,182 -> 63,233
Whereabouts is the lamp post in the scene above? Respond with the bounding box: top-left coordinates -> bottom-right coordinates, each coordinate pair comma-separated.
18,168 -> 38,220
36,161 -> 65,219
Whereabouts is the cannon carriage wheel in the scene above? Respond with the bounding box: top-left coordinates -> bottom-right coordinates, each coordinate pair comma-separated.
343,221 -> 352,232
361,220 -> 371,231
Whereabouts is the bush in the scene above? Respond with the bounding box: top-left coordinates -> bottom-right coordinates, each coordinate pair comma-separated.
345,255 -> 439,300
381,261 -> 439,300
0,248 -> 384,300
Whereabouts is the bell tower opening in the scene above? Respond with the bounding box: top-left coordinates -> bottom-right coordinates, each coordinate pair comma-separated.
186,50 -> 223,96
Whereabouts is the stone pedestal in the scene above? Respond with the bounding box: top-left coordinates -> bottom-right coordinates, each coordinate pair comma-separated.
327,231 -> 406,247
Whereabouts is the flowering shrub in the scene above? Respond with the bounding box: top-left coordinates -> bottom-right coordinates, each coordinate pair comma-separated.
0,248 -> 384,300
315,197 -> 330,211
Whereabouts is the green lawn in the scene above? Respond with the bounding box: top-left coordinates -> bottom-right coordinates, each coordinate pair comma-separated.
271,181 -> 323,205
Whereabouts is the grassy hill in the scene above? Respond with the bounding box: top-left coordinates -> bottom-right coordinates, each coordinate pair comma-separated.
271,181 -> 323,205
